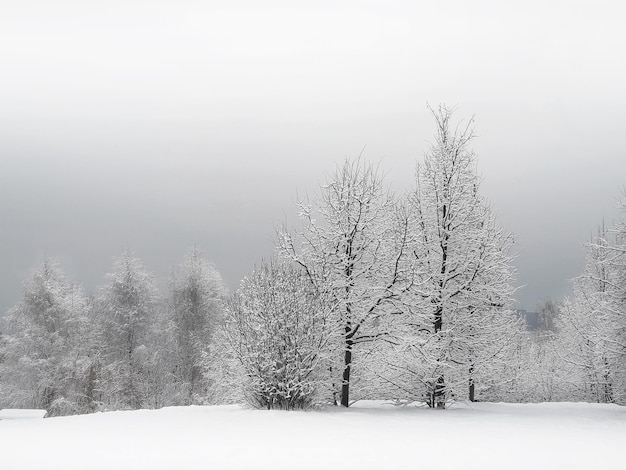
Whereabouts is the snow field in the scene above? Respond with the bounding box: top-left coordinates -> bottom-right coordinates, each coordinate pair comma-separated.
1,401 -> 625,470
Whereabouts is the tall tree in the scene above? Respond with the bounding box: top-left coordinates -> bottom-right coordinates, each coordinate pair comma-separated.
397,106 -> 519,407
96,249 -> 161,410
278,158 -> 411,406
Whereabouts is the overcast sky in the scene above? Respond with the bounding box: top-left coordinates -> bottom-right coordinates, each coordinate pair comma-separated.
1,0 -> 625,313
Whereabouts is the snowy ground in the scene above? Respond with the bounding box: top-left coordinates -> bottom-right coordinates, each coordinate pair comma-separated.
1,401 -> 625,469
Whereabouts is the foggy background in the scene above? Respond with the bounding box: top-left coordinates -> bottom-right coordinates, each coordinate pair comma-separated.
1,0 -> 625,314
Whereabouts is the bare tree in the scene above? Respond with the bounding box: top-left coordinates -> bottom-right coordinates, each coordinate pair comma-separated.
397,105 -> 519,408
278,158 -> 412,406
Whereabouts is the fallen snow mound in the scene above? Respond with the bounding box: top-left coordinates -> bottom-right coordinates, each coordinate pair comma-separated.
1,401 -> 624,469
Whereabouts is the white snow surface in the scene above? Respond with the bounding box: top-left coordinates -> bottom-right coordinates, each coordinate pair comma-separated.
1,401 -> 624,469
0,409 -> 47,420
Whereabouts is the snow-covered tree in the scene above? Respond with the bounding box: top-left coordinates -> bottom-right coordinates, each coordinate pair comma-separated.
95,249 -> 162,410
609,200 -> 626,401
499,301 -> 569,403
200,325 -> 245,405
0,259 -> 96,415
392,106 -> 520,408
166,247 -> 226,405
558,209 -> 626,404
224,261 -> 334,410
278,158 -> 412,407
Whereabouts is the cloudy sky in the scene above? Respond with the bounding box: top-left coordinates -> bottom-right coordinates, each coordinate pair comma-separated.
1,0 -> 624,313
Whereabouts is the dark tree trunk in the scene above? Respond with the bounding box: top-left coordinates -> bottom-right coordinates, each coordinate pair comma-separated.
431,202 -> 448,409
341,339 -> 352,407
435,375 -> 446,408
433,302 -> 445,409
328,366 -> 338,406
469,364 -> 475,402
434,304 -> 443,333
603,356 -> 613,403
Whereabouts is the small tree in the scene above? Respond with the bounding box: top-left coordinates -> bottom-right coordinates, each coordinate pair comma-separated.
224,261 -> 333,410
96,249 -> 161,410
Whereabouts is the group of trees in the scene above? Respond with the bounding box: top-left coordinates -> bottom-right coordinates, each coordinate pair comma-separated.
2,105 -> 624,414
547,207 -> 626,404
226,106 -> 523,409
0,248 -> 226,415
496,202 -> 626,406
221,106 -> 626,410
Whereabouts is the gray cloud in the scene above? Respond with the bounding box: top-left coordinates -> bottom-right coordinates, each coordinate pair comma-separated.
1,1 -> 625,312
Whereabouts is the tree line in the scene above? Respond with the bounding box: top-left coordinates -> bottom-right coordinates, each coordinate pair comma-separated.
0,247 -> 225,415
1,106 -> 625,414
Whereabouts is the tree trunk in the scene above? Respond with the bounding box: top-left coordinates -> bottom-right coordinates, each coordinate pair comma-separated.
469,364 -> 475,402
433,202 -> 448,409
433,302 -> 445,409
435,375 -> 446,408
341,339 -> 353,407
603,356 -> 613,403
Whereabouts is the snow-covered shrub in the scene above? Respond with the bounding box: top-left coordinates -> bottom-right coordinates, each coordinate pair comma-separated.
224,261 -> 333,410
